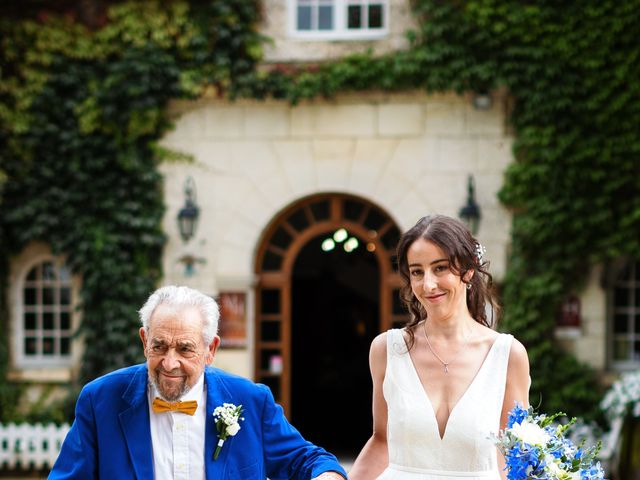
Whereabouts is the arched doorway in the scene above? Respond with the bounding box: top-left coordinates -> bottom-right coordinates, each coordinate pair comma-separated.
254,193 -> 406,454
291,231 -> 379,453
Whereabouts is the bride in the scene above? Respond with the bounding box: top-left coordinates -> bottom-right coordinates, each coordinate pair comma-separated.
349,214 -> 530,480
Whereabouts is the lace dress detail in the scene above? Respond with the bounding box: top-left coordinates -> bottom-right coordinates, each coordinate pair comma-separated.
377,329 -> 513,480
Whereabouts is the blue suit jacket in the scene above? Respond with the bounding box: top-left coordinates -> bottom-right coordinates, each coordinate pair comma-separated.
49,364 -> 347,479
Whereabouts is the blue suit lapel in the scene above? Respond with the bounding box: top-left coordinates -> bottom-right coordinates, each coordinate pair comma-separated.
119,365 -> 154,479
204,368 -> 234,480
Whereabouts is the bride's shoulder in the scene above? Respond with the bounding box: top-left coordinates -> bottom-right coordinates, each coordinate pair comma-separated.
507,336 -> 529,364
370,330 -> 389,353
490,328 -> 528,357
371,328 -> 408,354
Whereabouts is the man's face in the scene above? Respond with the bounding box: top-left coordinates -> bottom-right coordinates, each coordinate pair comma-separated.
139,304 -> 219,401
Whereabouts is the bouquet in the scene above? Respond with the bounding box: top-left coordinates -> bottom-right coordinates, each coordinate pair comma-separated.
493,403 -> 606,480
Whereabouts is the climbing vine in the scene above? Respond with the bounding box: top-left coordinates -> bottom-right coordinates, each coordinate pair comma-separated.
1,0 -> 639,422
0,0 -> 263,420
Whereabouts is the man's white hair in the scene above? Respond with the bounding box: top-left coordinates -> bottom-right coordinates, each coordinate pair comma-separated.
138,285 -> 219,345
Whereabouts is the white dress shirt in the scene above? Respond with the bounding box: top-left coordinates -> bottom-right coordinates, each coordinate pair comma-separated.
148,374 -> 207,480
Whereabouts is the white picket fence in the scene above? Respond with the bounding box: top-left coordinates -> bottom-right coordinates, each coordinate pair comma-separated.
0,423 -> 69,471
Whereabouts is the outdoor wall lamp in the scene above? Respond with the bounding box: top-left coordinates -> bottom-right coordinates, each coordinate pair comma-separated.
459,175 -> 481,234
177,176 -> 200,243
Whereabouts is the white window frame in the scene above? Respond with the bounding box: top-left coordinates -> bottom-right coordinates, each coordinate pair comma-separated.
609,261 -> 640,370
13,254 -> 76,369
288,0 -> 389,41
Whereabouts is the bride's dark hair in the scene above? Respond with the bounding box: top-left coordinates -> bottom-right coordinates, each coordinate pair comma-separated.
396,214 -> 500,349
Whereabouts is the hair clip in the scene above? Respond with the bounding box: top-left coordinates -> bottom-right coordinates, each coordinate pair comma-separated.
475,243 -> 486,265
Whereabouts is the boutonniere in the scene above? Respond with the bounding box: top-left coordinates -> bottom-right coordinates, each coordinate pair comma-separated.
212,403 -> 244,460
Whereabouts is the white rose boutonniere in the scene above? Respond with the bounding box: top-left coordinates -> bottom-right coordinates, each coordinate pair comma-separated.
213,403 -> 244,460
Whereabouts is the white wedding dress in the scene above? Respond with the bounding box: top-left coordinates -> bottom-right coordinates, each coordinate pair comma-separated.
377,329 -> 513,480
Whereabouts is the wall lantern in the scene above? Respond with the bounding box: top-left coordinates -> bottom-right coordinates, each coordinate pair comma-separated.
177,176 -> 199,243
458,175 -> 481,234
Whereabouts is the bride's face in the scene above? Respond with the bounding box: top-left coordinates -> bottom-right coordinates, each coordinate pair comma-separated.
407,238 -> 471,320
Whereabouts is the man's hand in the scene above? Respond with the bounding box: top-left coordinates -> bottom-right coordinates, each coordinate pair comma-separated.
313,472 -> 346,480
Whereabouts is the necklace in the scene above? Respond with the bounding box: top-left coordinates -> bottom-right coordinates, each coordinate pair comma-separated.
422,320 -> 468,374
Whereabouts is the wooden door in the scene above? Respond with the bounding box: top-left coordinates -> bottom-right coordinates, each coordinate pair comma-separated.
254,193 -> 404,417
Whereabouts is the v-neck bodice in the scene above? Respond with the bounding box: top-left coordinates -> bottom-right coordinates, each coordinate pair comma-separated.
378,329 -> 513,480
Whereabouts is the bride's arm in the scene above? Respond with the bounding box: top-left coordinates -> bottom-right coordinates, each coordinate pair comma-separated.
348,333 -> 389,480
498,338 -> 531,480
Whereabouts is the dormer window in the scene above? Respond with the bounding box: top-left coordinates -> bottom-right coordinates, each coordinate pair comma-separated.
290,0 -> 388,40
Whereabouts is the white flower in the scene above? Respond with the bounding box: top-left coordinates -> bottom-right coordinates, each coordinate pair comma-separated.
545,459 -> 580,479
511,420 -> 551,446
545,459 -> 562,476
226,422 -> 241,436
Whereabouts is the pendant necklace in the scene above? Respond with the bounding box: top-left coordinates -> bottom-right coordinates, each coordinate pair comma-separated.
422,320 -> 468,374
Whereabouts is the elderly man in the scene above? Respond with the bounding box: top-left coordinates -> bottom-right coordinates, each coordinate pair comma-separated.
50,285 -> 347,480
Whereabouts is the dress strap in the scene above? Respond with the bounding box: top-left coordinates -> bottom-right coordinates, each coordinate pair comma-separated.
486,333 -> 514,409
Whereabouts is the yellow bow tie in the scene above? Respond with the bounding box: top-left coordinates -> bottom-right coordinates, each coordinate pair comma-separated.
152,397 -> 198,416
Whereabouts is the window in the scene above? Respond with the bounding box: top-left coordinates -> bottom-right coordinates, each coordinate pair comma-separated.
290,0 -> 388,39
17,259 -> 74,367
610,261 -> 640,369
347,1 -> 384,29
296,0 -> 334,31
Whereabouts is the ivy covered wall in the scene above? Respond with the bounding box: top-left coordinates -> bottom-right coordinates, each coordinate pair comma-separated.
1,0 -> 639,422
0,0 -> 264,420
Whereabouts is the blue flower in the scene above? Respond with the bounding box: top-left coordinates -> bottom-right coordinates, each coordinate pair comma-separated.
549,444 -> 564,459
505,444 -> 542,480
507,403 -> 529,428
580,462 -> 605,480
